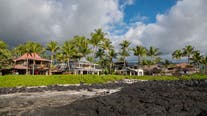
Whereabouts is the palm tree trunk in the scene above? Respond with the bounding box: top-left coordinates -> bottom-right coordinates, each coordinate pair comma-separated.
67,58 -> 70,71
138,56 -> 140,69
32,60 -> 35,75
110,58 -> 113,74
50,54 -> 54,75
93,46 -> 97,62
51,54 -> 53,68
26,58 -> 29,75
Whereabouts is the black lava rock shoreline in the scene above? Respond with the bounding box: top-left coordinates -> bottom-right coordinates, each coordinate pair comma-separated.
0,81 -> 131,95
25,79 -> 207,116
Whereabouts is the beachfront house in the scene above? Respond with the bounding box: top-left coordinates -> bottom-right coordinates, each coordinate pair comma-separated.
114,61 -> 144,76
13,53 -> 51,75
52,58 -> 102,75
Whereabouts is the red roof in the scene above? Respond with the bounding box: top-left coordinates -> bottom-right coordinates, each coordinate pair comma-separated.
14,53 -> 50,62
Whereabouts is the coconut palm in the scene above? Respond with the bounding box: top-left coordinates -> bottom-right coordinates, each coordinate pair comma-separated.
147,46 -> 160,61
14,42 -> 44,74
0,40 -> 12,70
0,40 -> 7,49
86,56 -> 94,63
101,38 -> 114,54
27,42 -> 44,75
56,52 -> 66,63
132,45 -> 147,68
141,59 -> 153,68
182,45 -> 194,63
62,40 -> 76,71
162,59 -> 171,68
191,50 -> 202,67
108,49 -> 117,74
95,48 -> 105,60
119,40 -> 131,68
172,49 -> 183,61
90,28 -> 106,60
46,41 -> 59,68
200,56 -> 207,73
73,36 -> 91,60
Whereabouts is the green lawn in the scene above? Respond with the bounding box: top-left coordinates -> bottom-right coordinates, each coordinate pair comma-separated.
0,74 -> 207,87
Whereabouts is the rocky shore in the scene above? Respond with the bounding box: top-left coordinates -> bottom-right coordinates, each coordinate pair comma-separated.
0,79 -> 138,95
1,79 -> 207,116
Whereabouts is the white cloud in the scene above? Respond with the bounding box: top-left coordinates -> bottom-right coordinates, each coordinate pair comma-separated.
0,0 -> 123,47
116,0 -> 207,54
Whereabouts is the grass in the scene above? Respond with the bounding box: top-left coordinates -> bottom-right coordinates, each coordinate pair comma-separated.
0,74 -> 207,87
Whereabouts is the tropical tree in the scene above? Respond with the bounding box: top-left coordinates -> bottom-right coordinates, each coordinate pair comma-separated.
119,40 -> 131,68
162,59 -> 171,68
108,49 -> 117,74
90,28 -> 106,60
191,50 -> 202,67
14,42 -> 44,74
72,36 -> 91,60
182,45 -> 194,63
141,59 -> 153,68
56,52 -> 66,63
86,56 -> 94,63
200,56 -> 207,73
132,45 -> 147,68
46,41 -> 59,68
62,40 -> 76,71
30,42 -> 44,75
95,48 -> 105,61
172,49 -> 183,61
0,40 -> 12,70
147,46 -> 160,60
101,38 -> 114,54
147,46 -> 161,67
0,40 -> 7,49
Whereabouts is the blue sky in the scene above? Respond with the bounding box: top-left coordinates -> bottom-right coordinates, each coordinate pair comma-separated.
110,0 -> 178,35
0,0 -> 206,56
123,0 -> 177,24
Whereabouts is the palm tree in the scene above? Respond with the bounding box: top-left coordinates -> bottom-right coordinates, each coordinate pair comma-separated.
119,40 -> 131,68
132,45 -> 147,68
46,41 -> 59,68
172,49 -> 183,61
62,40 -> 75,71
147,46 -> 161,67
27,42 -> 44,75
56,52 -> 66,63
95,48 -> 105,60
0,40 -> 12,70
182,45 -> 194,63
141,59 -> 153,68
191,50 -> 202,67
101,38 -> 114,54
200,56 -> 207,74
147,46 -> 160,61
86,56 -> 94,63
108,49 -> 117,74
162,59 -> 171,68
95,48 -> 108,72
14,42 -> 44,74
0,40 -> 7,49
73,36 -> 91,60
90,28 -> 106,60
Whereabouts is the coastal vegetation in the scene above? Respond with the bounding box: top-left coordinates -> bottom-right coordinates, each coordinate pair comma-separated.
1,28 -> 207,74
0,74 -> 206,87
